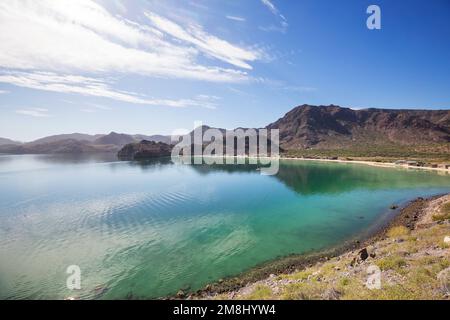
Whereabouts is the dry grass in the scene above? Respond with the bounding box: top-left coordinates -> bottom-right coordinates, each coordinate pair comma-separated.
432,201 -> 450,222
387,226 -> 410,238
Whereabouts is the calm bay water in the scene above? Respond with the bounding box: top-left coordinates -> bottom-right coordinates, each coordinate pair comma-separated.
0,154 -> 449,299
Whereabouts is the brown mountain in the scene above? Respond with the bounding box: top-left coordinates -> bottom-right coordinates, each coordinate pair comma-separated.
93,132 -> 136,146
267,104 -> 450,149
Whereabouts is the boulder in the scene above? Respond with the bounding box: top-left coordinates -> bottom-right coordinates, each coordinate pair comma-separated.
444,236 -> 450,245
350,248 -> 370,266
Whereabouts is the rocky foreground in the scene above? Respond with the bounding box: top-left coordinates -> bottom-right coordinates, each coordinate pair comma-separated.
198,194 -> 450,300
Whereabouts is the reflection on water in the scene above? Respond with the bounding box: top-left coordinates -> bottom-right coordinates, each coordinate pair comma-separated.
0,154 -> 449,299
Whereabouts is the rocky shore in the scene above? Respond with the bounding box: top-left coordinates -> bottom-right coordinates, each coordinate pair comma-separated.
180,194 -> 450,300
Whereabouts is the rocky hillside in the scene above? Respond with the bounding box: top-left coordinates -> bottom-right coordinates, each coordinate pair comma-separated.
267,105 -> 450,149
93,132 -> 136,146
117,140 -> 173,160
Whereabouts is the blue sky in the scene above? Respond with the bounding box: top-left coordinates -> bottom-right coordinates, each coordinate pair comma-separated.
0,0 -> 449,141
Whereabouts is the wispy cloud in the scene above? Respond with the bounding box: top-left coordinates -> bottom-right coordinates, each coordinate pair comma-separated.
0,1 -> 261,82
145,12 -> 261,70
260,0 -> 288,33
0,90 -> 8,94
0,71 -> 218,109
226,15 -> 246,22
16,108 -> 50,118
0,0 -> 265,106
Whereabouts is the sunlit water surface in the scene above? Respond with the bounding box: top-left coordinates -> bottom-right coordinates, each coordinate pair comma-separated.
0,154 -> 449,299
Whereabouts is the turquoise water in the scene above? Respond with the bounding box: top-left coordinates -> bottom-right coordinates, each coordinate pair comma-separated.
0,154 -> 449,299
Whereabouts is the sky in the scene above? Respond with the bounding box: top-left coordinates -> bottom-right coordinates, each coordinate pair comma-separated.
0,0 -> 450,142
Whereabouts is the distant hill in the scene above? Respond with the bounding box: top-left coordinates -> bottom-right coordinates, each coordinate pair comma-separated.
0,132 -> 177,155
118,140 -> 173,160
0,137 -> 21,146
267,105 -> 450,149
27,133 -> 104,146
93,132 -> 136,146
0,139 -> 118,154
133,134 -> 174,144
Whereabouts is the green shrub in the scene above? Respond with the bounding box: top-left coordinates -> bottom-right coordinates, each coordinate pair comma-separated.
377,256 -> 407,271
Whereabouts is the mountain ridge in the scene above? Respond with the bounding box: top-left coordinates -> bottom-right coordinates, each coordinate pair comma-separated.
267,104 -> 450,149
1,105 -> 449,156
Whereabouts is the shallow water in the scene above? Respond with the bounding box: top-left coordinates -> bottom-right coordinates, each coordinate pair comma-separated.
0,154 -> 449,299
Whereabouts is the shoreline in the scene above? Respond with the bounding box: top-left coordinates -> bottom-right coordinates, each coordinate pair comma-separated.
172,194 -> 448,300
185,155 -> 450,174
278,156 -> 450,174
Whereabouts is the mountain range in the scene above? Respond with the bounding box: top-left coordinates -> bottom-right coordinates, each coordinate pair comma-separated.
0,105 -> 448,155
268,105 -> 450,149
0,132 -> 174,154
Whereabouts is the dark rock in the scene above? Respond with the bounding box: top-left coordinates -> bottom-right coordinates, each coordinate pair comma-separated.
359,248 -> 369,261
350,248 -> 369,266
390,205 -> 399,210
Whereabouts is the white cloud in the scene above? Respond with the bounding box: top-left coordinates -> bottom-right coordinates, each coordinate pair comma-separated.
226,15 -> 246,22
0,0 -> 262,83
0,71 -> 218,109
0,90 -> 9,94
145,12 -> 261,70
260,0 -> 288,33
16,108 -> 50,118
261,0 -> 278,15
